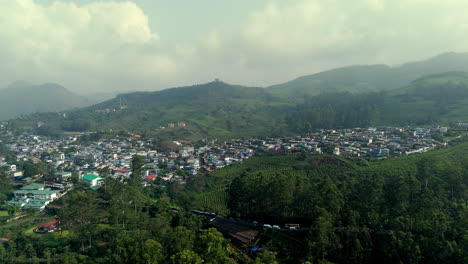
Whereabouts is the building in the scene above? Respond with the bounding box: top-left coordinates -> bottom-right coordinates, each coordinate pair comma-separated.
54,172 -> 72,182
6,184 -> 59,211
81,174 -> 102,187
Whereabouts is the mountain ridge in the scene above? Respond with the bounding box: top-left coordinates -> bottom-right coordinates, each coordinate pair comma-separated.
269,52 -> 468,97
0,82 -> 94,121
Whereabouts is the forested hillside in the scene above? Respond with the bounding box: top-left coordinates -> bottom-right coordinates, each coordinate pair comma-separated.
10,58 -> 468,140
170,138 -> 468,263
286,72 -> 468,132
13,81 -> 290,139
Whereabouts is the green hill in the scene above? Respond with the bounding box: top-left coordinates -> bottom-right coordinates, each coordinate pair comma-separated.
286,72 -> 468,132
178,138 -> 468,263
13,72 -> 468,139
379,71 -> 468,125
0,82 -> 93,120
270,52 -> 468,98
11,54 -> 468,139
17,81 -> 291,139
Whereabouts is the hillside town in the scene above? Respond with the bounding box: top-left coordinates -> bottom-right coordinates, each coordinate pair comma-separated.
0,125 -> 453,211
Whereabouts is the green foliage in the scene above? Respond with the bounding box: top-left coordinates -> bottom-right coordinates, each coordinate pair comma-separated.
188,140 -> 468,263
170,250 -> 203,264
269,52 -> 468,98
196,228 -> 235,264
12,71 -> 468,139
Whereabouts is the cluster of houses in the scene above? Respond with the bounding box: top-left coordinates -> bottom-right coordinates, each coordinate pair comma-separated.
0,132 -> 256,210
0,125 -> 452,211
253,127 -> 449,158
5,183 -> 60,211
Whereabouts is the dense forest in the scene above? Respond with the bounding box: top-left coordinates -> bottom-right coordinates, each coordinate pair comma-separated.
168,138 -> 468,263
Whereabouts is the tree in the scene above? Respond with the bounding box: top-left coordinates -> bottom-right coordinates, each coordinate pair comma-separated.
255,250 -> 279,264
196,228 -> 233,264
59,191 -> 101,250
130,154 -> 145,187
171,250 -> 203,264
0,243 -> 6,264
307,208 -> 341,262
165,226 -> 195,256
141,239 -> 163,264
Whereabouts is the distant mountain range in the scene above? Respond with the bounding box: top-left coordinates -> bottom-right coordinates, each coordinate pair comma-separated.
0,82 -> 94,120
269,52 -> 468,97
9,52 -> 468,139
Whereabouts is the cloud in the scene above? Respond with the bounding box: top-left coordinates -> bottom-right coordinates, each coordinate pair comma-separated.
2,0 -> 468,93
0,0 -> 173,92
240,0 -> 468,69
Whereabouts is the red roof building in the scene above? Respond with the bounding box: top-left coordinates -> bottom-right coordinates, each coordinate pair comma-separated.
145,175 -> 156,180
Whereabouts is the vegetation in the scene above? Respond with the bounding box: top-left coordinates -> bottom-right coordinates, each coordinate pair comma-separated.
269,52 -> 468,97
0,158 -> 237,263
171,140 -> 468,263
0,133 -> 466,263
10,71 -> 468,141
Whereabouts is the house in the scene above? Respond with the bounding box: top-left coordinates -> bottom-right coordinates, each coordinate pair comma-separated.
1,164 -> 16,172
35,219 -> 60,233
54,172 -> 72,182
333,147 -> 341,156
81,174 -> 102,187
13,189 -> 58,200
145,175 -> 157,182
6,184 -> 59,210
11,170 -> 23,177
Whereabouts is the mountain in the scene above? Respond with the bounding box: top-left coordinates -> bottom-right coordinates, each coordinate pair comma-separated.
286,71 -> 468,132
269,52 -> 468,97
0,82 -> 94,121
23,81 -> 290,139
12,54 -> 468,139
379,71 -> 468,125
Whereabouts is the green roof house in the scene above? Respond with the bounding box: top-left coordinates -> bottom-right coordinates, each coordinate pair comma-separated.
82,174 -> 102,187
21,184 -> 45,191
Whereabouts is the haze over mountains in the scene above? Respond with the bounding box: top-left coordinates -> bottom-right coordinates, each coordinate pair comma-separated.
269,52 -> 468,97
7,52 -> 468,139
0,82 -> 95,121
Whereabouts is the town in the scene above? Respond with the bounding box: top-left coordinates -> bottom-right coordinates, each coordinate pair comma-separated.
0,124 -> 455,212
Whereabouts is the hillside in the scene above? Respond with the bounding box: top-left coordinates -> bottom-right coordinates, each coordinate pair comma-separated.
0,82 -> 93,120
270,52 -> 468,97
13,72 -> 468,139
379,71 -> 468,125
177,138 -> 468,263
285,72 -> 468,132
17,81 -> 291,139
10,55 -> 468,139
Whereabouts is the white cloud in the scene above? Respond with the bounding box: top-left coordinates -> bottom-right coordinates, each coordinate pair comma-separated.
210,0 -> 467,85
0,0 -> 172,92
2,0 -> 468,93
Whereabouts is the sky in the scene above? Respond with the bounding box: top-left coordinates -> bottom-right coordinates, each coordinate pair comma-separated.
2,0 -> 468,94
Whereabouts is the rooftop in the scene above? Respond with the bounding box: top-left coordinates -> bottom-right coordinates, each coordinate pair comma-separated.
82,174 -> 100,181
20,184 -> 45,190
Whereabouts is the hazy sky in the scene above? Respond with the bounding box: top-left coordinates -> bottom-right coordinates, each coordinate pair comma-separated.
2,0 -> 468,94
